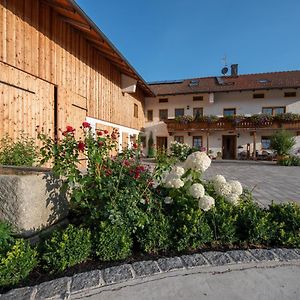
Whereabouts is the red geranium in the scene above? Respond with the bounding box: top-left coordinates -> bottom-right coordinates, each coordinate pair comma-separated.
78,141 -> 85,152
82,121 -> 91,128
97,131 -> 103,136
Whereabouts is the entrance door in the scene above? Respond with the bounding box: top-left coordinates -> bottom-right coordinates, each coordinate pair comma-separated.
156,137 -> 168,151
222,135 -> 237,159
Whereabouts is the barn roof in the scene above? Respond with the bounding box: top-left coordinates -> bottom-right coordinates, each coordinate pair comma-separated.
44,0 -> 154,96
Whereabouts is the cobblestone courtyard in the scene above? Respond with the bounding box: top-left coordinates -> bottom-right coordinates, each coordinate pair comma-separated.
204,161 -> 300,206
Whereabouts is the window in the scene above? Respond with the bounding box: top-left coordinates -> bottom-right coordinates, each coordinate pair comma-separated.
193,96 -> 203,101
261,136 -> 271,149
134,104 -> 138,118
193,107 -> 203,117
175,108 -> 184,117
223,108 -> 236,116
284,92 -> 296,97
147,110 -> 153,122
174,136 -> 184,143
159,98 -> 168,103
159,109 -> 168,121
193,136 -> 202,149
253,93 -> 265,99
262,107 -> 286,115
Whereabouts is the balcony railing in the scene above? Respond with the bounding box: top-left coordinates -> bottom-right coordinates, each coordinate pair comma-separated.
164,117 -> 300,132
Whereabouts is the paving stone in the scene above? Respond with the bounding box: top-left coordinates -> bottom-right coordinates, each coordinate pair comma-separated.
35,277 -> 70,300
202,251 -> 233,266
132,260 -> 161,277
157,257 -> 185,272
102,264 -> 133,285
271,248 -> 300,261
293,249 -> 300,256
227,250 -> 257,263
0,287 -> 34,300
71,270 -> 102,293
249,249 -> 279,262
181,254 -> 209,268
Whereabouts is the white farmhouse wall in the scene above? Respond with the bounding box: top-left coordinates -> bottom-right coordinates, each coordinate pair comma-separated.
144,88 -> 300,157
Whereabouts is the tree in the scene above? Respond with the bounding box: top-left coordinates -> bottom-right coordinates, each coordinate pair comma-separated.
148,132 -> 155,158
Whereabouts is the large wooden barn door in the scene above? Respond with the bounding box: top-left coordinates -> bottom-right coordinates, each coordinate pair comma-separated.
0,62 -> 55,142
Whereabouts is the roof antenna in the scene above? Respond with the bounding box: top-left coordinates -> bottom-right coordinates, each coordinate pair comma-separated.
221,54 -> 228,75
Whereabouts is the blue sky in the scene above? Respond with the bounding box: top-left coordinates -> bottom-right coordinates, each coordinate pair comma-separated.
76,0 -> 300,82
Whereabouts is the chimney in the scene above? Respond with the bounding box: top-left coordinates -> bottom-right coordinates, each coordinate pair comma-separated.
231,64 -> 238,77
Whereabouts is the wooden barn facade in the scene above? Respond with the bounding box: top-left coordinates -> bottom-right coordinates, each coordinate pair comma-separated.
0,0 -> 153,150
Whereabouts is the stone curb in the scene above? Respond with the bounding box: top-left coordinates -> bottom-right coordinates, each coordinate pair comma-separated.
1,248 -> 300,299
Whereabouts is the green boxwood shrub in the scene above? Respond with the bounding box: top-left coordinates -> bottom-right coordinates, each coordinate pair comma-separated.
236,200 -> 277,245
205,198 -> 238,245
95,221 -> 133,261
174,207 -> 213,252
0,239 -> 38,287
269,202 -> 300,247
41,224 -> 92,273
136,212 -> 172,254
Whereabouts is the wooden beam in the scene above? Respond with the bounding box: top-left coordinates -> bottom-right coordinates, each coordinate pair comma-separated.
61,16 -> 91,31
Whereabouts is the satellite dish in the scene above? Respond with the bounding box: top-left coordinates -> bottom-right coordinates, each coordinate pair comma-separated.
221,67 -> 228,75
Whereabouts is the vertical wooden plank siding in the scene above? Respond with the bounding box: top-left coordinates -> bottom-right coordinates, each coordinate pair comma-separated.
0,0 -> 146,142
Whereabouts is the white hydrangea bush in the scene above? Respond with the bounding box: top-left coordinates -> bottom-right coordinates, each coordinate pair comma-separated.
212,174 -> 243,205
170,141 -> 191,161
158,151 -> 244,211
188,183 -> 205,199
184,151 -> 211,173
198,195 -> 215,211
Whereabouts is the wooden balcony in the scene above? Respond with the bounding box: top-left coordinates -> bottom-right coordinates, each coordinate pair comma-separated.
164,117 -> 300,133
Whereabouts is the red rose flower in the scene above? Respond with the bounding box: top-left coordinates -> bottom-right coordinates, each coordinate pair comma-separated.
62,125 -> 75,136
104,130 -> 109,134
97,131 -> 103,136
82,121 -> 91,128
77,141 -> 85,152
66,125 -> 75,132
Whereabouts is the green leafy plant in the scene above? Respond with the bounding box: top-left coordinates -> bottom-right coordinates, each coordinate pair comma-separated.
95,221 -> 133,261
277,155 -> 300,166
170,141 -> 192,161
0,239 -> 38,287
0,133 -> 38,166
206,198 -> 238,245
173,204 -> 213,252
0,221 -> 14,255
270,130 -> 296,157
41,224 -> 92,273
236,200 -> 277,245
269,202 -> 300,247
147,131 -> 155,158
136,210 -> 171,254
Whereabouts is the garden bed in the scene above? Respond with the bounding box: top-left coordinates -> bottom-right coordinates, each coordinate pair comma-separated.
1,123 -> 299,295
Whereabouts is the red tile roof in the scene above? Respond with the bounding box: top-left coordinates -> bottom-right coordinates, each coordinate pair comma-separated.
148,71 -> 300,96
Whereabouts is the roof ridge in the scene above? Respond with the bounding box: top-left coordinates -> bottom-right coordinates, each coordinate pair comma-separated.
148,70 -> 300,85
